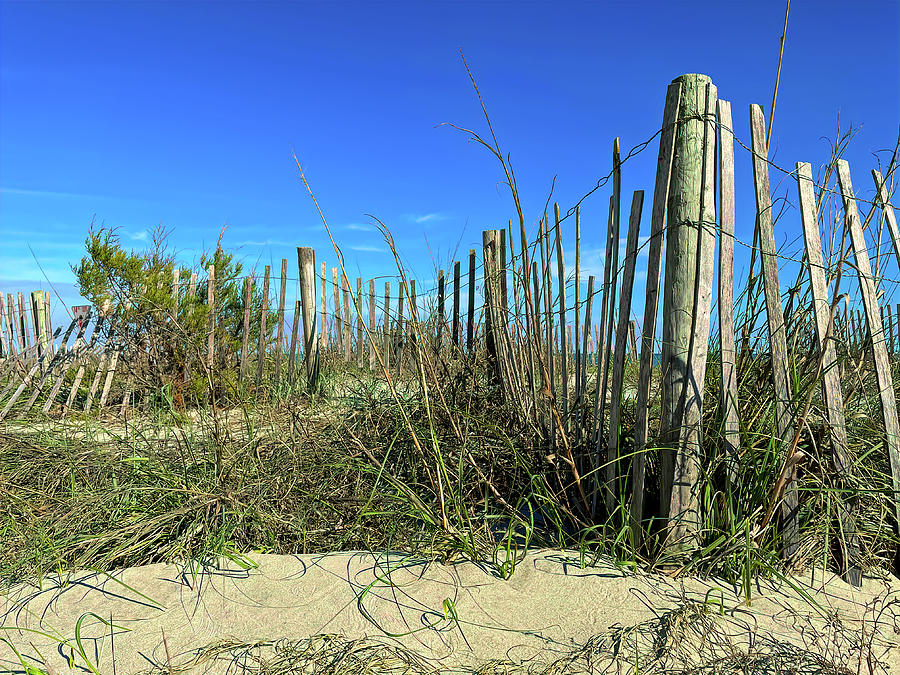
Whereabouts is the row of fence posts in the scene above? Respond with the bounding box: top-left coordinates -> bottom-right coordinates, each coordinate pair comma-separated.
0,291 -> 55,364
3,74 -> 900,588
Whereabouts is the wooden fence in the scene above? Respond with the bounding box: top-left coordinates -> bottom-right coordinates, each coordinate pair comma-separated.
1,73 -> 898,586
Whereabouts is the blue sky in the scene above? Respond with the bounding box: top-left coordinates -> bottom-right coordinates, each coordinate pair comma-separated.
1,0 -> 898,327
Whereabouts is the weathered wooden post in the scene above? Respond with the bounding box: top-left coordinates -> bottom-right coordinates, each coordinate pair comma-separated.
297,247 -> 319,389
18,293 -> 32,358
256,265 -> 270,386
0,294 -> 9,359
31,291 -> 48,360
288,300 -> 301,381
838,160 -> 900,545
207,265 -> 216,369
383,282 -> 391,371
467,250 -> 476,351
797,160 -> 861,585
332,267 -> 342,351
274,259 -> 288,382
357,277 -> 364,368
658,74 -> 718,552
239,276 -> 252,381
607,191 -> 644,512
342,274 -> 352,360
437,269 -> 445,350
320,261 -> 328,350
452,260 -> 461,348
369,279 -> 376,369
717,99 -> 741,490
43,292 -> 54,358
750,104 -> 798,558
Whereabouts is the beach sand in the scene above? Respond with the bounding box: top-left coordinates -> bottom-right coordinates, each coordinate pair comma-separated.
2,549 -> 898,674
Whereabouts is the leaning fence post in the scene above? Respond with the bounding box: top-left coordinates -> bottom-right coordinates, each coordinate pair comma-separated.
838,159 -> 900,538
659,74 -> 718,552
797,160 -> 861,586
607,191 -> 644,512
750,103 -> 799,558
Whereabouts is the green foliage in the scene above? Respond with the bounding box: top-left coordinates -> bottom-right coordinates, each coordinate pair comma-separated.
72,224 -> 276,398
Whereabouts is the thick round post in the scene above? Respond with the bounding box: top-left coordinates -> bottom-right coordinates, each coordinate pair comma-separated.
659,73 -> 717,552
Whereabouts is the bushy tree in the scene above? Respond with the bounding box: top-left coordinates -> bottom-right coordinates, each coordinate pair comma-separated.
73,224 -> 276,402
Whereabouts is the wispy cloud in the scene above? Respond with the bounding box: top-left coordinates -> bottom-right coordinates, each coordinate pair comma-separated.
127,229 -> 148,242
410,212 -> 448,225
345,223 -> 374,232
236,239 -> 296,247
349,244 -> 386,253
0,186 -> 123,201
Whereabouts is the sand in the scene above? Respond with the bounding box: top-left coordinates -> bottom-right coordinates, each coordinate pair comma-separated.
2,549 -> 899,674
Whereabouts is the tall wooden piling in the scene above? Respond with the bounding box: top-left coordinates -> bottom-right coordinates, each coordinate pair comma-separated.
659,74 -> 718,551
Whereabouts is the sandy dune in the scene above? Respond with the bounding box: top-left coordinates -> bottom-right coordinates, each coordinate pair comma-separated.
2,549 -> 898,674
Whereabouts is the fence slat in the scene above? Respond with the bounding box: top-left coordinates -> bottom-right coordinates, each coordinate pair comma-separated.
288,299 -> 301,382
750,103 -> 798,558
837,159 -> 900,533
369,279 -> 376,369
275,259 -> 287,382
383,282 -> 391,371
467,250 -> 476,352
607,190 -> 644,512
22,317 -> 80,414
257,265 -> 270,385
437,269 -> 445,350
321,261 -> 328,349
797,160 -> 861,586
44,315 -> 91,414
872,170 -> 900,269
452,260 -> 461,348
357,277 -> 364,368
240,276 -> 252,381
332,267 -> 342,351
717,99 -> 740,488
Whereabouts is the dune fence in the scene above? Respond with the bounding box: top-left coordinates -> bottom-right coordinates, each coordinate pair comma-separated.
2,73 -> 899,586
